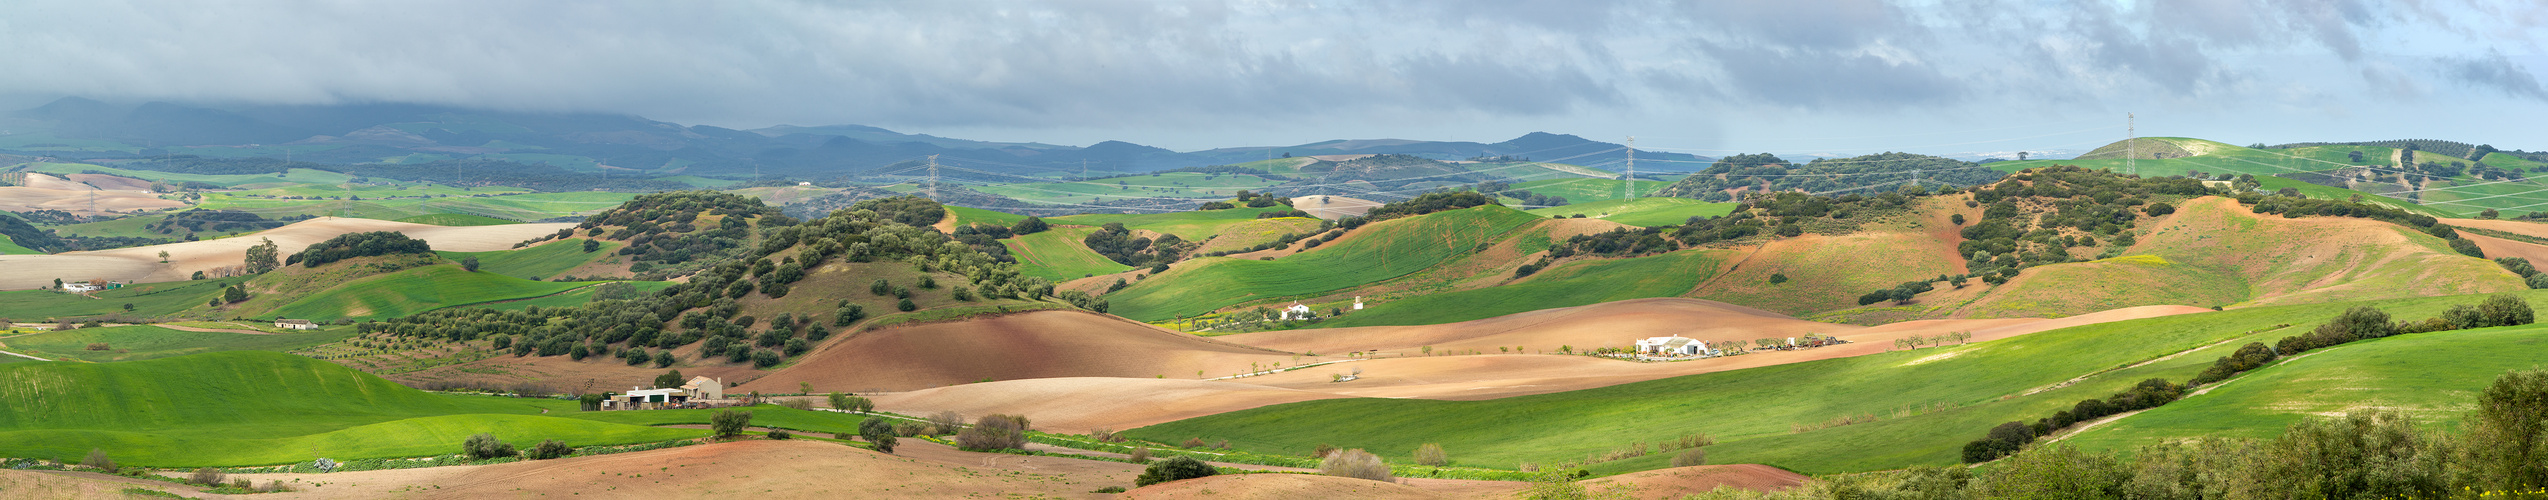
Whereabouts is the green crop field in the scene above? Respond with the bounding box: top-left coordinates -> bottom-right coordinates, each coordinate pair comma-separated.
0,277 -> 252,320
1107,206 -> 1544,321
0,351 -> 703,466
266,265 -> 590,321
561,405 -> 870,436
1323,248 -> 1726,327
1523,197 -> 1739,227
1004,226 -> 1132,282
396,213 -> 519,226
974,171 -> 1282,205
0,324 -> 357,363
1126,290 -> 2548,475
0,234 -> 34,254
437,239 -> 617,281
2063,321 -> 2548,454
1048,206 -> 1304,240
473,281 -> 676,311
945,205 -> 1029,228
1509,178 -> 1670,203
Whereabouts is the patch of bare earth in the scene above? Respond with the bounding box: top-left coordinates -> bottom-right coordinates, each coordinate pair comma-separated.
0,217 -> 573,290
1582,464 -> 1809,499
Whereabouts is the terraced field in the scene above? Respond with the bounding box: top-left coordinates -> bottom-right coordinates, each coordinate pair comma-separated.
1127,290 -> 2548,475
1106,206 -> 1544,321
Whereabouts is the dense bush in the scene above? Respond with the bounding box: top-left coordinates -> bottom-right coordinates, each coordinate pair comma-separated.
463,433 -> 516,459
1134,456 -> 1218,487
191,466 -> 225,486
1320,449 -> 1394,482
1671,448 -> 1708,467
1414,443 -> 1449,466
955,414 -> 1030,451
288,231 -> 433,267
525,439 -> 573,460
858,418 -> 898,454
711,410 -> 753,439
81,448 -> 115,473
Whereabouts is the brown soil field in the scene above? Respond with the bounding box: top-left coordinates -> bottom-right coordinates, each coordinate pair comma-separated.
226,439 -> 1139,499
18,172 -> 92,190
2462,232 -> 2548,271
1290,195 -> 1380,219
0,185 -> 186,215
873,377 -> 1346,434
1222,298 -> 1852,357
0,469 -> 202,499
65,173 -> 155,191
1581,464 -> 1809,499
0,217 -> 574,290
1121,473 -> 1509,499
2442,218 -> 2548,240
749,310 -> 1300,393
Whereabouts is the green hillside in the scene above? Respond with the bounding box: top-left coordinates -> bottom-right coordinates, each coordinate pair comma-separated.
946,205 -> 1029,228
1005,226 -> 1134,281
1106,205 -> 1544,321
2,324 -> 357,362
265,265 -> 590,321
0,351 -> 701,466
0,234 -> 34,255
0,277 -> 252,320
1523,197 -> 1738,227
974,171 -> 1283,205
474,281 -> 677,311
1127,290 -> 2548,475
2063,321 -> 2548,454
1509,178 -> 1670,203
396,213 -> 518,226
437,239 -> 618,281
1047,206 -> 1302,240
1323,248 -> 1726,327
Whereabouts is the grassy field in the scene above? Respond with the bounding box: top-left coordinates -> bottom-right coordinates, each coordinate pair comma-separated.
266,265 -> 591,321
437,239 -> 617,281
474,281 -> 676,311
1192,217 -> 1328,255
1047,206 -> 1302,240
0,351 -> 704,466
945,205 -> 1029,228
1322,249 -> 1726,327
192,191 -> 634,222
561,405 -> 871,436
19,163 -> 352,187
0,234 -> 34,254
1003,226 -> 1132,282
1128,290 -> 2548,475
0,277 -> 252,321
0,324 -> 357,362
2063,321 -> 2548,454
396,213 -> 519,226
1509,178 -> 1671,203
1523,197 -> 1739,227
976,171 -> 1283,205
1107,206 -> 1544,321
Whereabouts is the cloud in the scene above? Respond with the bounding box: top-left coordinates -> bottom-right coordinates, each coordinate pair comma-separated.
2437,50 -> 2548,100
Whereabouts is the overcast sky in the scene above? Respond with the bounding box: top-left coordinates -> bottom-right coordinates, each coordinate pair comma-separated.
2,0 -> 2543,157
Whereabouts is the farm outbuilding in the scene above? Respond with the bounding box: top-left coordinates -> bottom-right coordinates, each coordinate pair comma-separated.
1635,336 -> 1707,356
274,319 -> 319,330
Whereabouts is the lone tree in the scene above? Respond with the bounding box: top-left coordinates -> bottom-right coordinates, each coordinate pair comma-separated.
243,238 -> 280,274
463,433 -> 516,459
461,256 -> 480,272
710,410 -> 753,439
654,369 -> 685,389
858,417 -> 898,453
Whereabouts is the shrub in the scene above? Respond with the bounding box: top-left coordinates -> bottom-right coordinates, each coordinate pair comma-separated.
1135,456 -> 1219,487
526,439 -> 573,459
1321,449 -> 1393,482
463,433 -> 516,459
1092,486 -> 1126,493
777,398 -> 813,410
956,414 -> 1029,451
190,467 -> 225,486
2461,369 -> 2548,491
1671,448 -> 1708,467
897,298 -> 917,312
766,429 -> 792,440
858,418 -> 898,454
711,410 -> 754,439
1128,446 -> 1151,463
1313,443 -> 1337,458
928,411 -> 966,434
1415,443 -> 1449,466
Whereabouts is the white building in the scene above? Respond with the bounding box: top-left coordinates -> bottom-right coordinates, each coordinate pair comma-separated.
1279,302 -> 1315,321
1636,336 -> 1707,356
274,319 -> 319,330
682,376 -> 725,401
60,282 -> 99,293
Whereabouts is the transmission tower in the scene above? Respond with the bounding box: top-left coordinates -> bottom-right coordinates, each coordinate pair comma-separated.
1623,136 -> 1636,200
2127,113 -> 2136,177
926,154 -> 941,199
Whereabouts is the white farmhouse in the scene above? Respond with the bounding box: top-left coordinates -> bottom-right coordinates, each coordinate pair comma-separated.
1635,336 -> 1706,356
1279,302 -> 1315,321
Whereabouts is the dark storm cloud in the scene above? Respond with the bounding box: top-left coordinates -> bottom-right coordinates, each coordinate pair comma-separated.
2438,50 -> 2548,100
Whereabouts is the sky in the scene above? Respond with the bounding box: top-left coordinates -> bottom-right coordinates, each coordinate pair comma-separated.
1,0 -> 2544,158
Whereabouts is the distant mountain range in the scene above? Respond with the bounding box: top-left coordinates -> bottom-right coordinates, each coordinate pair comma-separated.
0,98 -> 1711,179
